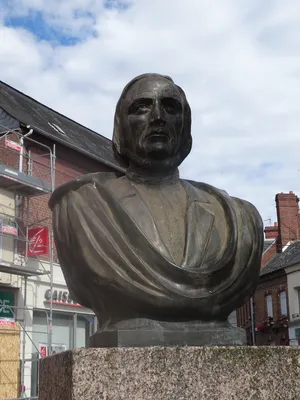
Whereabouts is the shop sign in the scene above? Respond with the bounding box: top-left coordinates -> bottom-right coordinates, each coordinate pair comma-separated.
0,291 -> 14,319
28,227 -> 49,257
39,343 -> 67,357
0,320 -> 15,326
39,344 -> 48,358
5,138 -> 22,152
44,289 -> 81,307
1,225 -> 18,236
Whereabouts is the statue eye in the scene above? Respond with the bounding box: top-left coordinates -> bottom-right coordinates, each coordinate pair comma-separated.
129,99 -> 152,115
164,105 -> 176,113
137,104 -> 149,112
162,98 -> 182,114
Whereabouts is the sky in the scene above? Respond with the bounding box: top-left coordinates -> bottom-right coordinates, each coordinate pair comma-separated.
1,0 -> 300,224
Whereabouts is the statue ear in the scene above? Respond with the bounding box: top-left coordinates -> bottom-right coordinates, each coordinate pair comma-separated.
112,97 -> 123,156
112,114 -> 121,155
176,86 -> 192,164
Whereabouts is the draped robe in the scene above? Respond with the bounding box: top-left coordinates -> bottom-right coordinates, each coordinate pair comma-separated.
49,172 -> 263,324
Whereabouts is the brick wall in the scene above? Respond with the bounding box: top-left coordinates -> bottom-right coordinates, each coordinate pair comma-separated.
254,273 -> 288,323
261,191 -> 300,263
261,245 -> 277,267
32,135 -> 114,262
237,191 -> 300,334
0,131 -> 23,171
263,223 -> 279,265
276,191 -> 300,250
254,272 -> 289,346
237,272 -> 289,345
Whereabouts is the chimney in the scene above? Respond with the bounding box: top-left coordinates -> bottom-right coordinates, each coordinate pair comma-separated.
276,191 -> 300,251
264,223 -> 279,240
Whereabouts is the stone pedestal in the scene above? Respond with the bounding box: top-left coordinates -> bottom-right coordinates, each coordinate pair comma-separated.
39,347 -> 300,400
88,321 -> 246,347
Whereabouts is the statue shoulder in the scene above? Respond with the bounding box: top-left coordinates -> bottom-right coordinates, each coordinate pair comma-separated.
231,196 -> 263,228
185,179 -> 230,201
186,179 -> 263,226
49,171 -> 121,210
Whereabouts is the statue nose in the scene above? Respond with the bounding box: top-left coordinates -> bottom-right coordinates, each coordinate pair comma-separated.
150,101 -> 165,123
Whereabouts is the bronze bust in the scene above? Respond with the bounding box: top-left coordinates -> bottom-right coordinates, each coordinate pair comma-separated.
49,73 -> 263,347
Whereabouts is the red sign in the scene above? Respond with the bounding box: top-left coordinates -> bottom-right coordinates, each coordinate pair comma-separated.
5,138 -> 22,152
39,344 -> 48,358
28,227 -> 49,257
2,225 -> 18,236
0,320 -> 15,327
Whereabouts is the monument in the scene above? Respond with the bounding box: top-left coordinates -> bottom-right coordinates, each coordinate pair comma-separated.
40,74 -> 300,400
49,73 -> 263,347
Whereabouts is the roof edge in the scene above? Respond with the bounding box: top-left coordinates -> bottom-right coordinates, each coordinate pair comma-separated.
0,79 -> 112,144
32,125 -> 126,173
0,82 -> 125,173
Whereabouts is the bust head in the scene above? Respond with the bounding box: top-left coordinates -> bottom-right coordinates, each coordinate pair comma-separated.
113,73 -> 192,172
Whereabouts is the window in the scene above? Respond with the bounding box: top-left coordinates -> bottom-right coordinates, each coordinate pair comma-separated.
297,289 -> 300,314
0,217 -> 2,260
266,295 -> 273,317
279,291 -> 287,316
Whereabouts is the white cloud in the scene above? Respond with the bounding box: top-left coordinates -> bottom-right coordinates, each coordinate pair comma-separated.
1,0 -> 300,223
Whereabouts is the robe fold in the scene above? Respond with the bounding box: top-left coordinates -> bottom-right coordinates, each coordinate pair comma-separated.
49,172 -> 263,322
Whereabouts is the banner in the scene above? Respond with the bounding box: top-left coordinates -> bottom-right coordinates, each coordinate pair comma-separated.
38,344 -> 48,358
28,227 -> 49,257
1,225 -> 18,236
5,138 -> 22,152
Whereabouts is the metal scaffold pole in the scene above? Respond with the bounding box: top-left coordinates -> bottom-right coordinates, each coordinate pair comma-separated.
0,126 -> 57,397
49,231 -> 53,354
48,144 -> 56,354
20,276 -> 28,398
250,296 -> 256,345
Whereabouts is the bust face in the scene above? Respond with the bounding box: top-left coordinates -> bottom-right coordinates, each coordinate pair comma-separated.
124,76 -> 184,163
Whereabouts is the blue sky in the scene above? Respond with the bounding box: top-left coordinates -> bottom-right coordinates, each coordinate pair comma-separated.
5,11 -> 81,45
1,0 -> 300,222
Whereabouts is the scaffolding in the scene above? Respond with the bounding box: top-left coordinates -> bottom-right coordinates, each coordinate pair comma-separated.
0,127 -> 55,399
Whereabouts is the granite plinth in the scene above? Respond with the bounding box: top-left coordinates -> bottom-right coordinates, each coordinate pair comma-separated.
39,347 -> 300,400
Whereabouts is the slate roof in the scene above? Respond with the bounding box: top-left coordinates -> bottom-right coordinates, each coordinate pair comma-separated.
263,239 -> 277,254
0,80 -> 125,172
260,241 -> 300,277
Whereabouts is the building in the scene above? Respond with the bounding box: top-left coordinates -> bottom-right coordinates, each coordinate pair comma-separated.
237,191 -> 300,345
0,80 -> 124,398
253,243 -> 300,346
284,250 -> 300,346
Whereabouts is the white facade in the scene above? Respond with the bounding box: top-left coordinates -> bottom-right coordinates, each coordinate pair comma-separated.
19,261 -> 96,396
285,262 -> 300,346
0,188 -> 16,265
0,259 -> 96,396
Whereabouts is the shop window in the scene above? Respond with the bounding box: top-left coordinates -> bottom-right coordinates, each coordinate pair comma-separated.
279,291 -> 287,316
0,217 -> 2,260
266,295 -> 273,317
31,310 -> 97,396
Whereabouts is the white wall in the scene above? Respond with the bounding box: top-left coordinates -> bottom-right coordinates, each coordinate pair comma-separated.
285,263 -> 300,346
18,260 -> 95,397
0,188 -> 15,265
